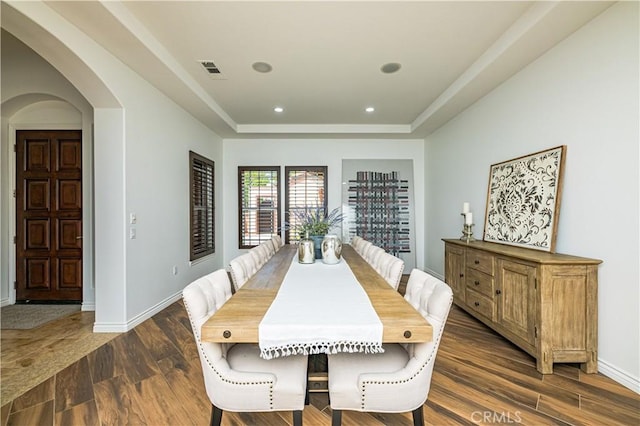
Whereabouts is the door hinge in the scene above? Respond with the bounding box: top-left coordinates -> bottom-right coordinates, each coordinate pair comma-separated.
14,281 -> 17,289
13,144 -> 16,152
13,189 -> 16,198
534,326 -> 538,338
534,277 -> 537,289
13,236 -> 16,244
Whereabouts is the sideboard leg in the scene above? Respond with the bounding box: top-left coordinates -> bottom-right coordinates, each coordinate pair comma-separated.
536,353 -> 554,375
581,351 -> 598,374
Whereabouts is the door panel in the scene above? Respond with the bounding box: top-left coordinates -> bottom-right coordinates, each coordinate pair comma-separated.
58,140 -> 82,171
26,258 -> 50,289
16,130 -> 82,301
58,180 -> 82,210
26,180 -> 50,209
25,140 -> 50,171
25,219 -> 50,250
496,258 -> 536,345
59,259 -> 82,288
59,220 -> 82,249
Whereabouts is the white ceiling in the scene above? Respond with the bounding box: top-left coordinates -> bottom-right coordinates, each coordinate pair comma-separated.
41,1 -> 613,139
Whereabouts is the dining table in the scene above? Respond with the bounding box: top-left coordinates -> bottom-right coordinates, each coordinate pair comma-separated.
200,244 -> 432,353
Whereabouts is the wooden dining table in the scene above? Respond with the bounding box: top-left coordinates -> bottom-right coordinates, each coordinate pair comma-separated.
201,244 -> 432,345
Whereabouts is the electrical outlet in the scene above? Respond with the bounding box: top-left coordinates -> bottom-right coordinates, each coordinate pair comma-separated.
129,228 -> 136,239
130,213 -> 137,224
172,266 -> 178,275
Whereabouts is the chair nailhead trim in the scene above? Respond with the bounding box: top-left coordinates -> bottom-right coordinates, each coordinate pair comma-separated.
183,296 -> 275,410
360,296 -> 452,410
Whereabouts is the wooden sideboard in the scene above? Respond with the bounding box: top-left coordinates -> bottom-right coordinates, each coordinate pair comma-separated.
443,239 -> 601,374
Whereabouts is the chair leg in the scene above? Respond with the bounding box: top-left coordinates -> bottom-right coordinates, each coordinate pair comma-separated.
210,404 -> 223,426
293,410 -> 303,426
412,405 -> 424,426
331,409 -> 342,426
305,374 -> 310,405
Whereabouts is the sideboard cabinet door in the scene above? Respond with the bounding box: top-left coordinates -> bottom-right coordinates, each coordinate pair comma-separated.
444,243 -> 466,303
496,258 -> 536,349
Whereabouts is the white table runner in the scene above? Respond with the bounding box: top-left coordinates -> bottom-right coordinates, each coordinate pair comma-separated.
259,253 -> 384,359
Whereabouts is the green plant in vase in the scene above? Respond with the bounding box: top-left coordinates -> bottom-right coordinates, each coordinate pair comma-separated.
292,207 -> 344,258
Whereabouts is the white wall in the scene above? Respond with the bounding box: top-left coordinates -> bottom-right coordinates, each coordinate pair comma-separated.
120,73 -> 224,322
89,51 -> 223,330
223,138 -> 425,266
2,3 -> 224,330
424,2 -> 639,391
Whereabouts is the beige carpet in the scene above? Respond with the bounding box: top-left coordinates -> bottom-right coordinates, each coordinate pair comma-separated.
1,304 -> 81,330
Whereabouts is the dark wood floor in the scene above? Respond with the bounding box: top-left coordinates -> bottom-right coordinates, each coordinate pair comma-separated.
2,297 -> 639,425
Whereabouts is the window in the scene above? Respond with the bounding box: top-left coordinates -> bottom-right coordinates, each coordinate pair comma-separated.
285,166 -> 327,243
238,167 -> 280,248
190,151 -> 215,261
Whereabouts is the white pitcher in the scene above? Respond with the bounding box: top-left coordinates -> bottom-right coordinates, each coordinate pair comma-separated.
321,234 -> 342,264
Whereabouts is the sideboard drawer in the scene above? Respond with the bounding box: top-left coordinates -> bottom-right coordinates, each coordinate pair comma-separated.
465,289 -> 495,321
467,248 -> 494,276
466,268 -> 494,299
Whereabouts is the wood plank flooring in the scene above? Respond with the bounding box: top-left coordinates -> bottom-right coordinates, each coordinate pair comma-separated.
2,285 -> 638,425
1,310 -> 117,405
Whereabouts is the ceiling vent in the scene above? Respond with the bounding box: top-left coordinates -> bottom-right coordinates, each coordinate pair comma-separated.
198,60 -> 226,80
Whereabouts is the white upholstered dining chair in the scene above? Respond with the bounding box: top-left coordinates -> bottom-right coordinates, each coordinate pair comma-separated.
183,269 -> 309,426
327,268 -> 453,426
351,237 -> 363,253
249,244 -> 269,267
367,246 -> 386,270
261,239 -> 276,258
357,240 -> 372,256
272,234 -> 284,250
377,253 -> 405,290
228,253 -> 258,291
363,243 -> 380,264
350,235 -> 362,250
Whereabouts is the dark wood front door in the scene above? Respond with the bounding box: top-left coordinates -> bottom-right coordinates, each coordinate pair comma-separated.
16,130 -> 83,302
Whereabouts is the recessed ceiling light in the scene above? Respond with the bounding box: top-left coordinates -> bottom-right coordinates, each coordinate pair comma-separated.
274,106 -> 284,113
380,62 -> 401,74
252,62 -> 273,73
365,107 -> 375,113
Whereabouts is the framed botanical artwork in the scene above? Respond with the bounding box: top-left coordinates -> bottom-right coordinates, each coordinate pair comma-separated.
483,145 -> 566,252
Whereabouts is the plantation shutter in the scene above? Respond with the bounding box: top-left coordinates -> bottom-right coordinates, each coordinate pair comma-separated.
285,166 -> 328,243
238,167 -> 280,248
190,151 -> 215,261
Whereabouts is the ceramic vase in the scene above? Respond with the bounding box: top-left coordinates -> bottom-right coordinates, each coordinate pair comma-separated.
310,235 -> 324,259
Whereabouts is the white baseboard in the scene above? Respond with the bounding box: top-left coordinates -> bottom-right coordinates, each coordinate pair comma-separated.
598,358 -> 640,394
1,298 -> 10,307
81,302 -> 95,311
92,322 -> 129,333
92,291 -> 182,333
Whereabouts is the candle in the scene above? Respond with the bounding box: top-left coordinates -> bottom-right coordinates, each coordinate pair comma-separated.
465,212 -> 473,225
462,202 -> 470,214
